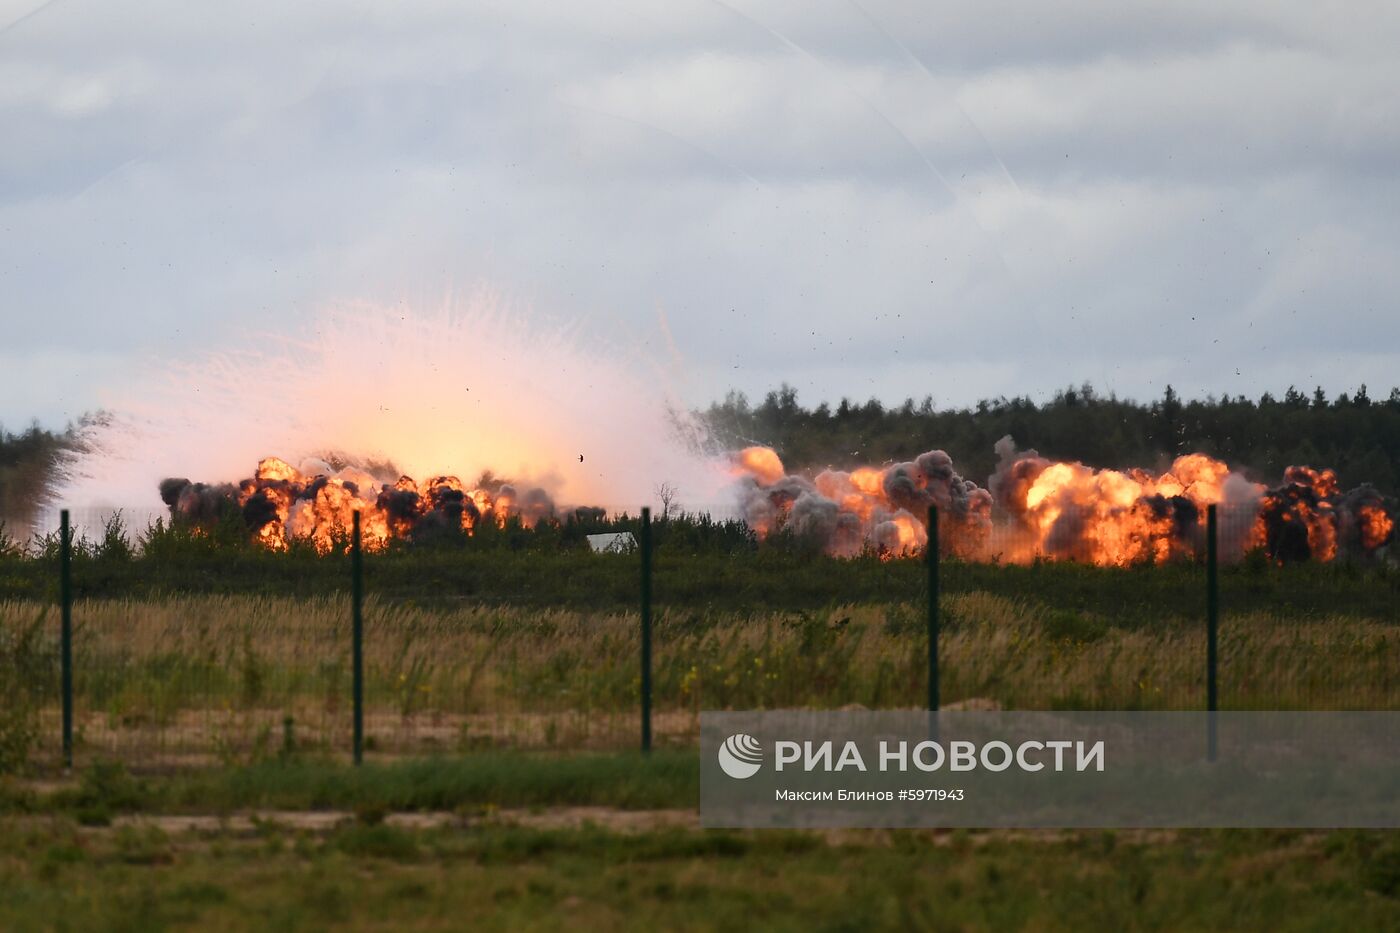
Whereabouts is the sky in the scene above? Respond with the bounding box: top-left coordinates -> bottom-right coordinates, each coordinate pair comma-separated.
3,0 -> 1399,430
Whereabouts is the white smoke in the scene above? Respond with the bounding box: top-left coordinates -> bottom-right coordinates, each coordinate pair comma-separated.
62,292 -> 729,513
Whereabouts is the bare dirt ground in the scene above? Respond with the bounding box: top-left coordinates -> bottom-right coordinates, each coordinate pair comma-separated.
37,809 -> 1195,849
99,807 -> 700,835
32,703 -> 1009,770
29,707 -> 703,770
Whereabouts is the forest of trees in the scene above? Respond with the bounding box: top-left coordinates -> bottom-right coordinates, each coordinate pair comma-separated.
704,383 -> 1400,497
0,422 -> 79,526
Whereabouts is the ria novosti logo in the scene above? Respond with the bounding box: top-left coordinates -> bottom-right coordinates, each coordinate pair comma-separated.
718,733 -> 764,779
716,734 -> 1106,778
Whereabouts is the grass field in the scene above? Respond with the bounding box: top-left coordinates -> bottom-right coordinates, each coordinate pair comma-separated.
3,541 -> 1397,930
1,755 -> 1398,931
3,591 -> 1397,771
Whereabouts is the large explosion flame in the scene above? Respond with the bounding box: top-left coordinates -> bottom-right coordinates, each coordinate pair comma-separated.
57,296 -> 1393,565
63,296 -> 726,523
732,439 -> 1393,565
159,456 -> 563,552
160,436 -> 1393,565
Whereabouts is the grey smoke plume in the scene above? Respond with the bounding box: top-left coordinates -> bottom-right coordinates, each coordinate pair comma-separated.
740,436 -> 1393,563
883,450 -> 994,529
159,478 -> 238,526
734,445 -> 994,557
988,435 -> 1048,513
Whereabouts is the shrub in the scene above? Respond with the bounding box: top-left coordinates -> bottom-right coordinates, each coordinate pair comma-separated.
0,611 -> 53,774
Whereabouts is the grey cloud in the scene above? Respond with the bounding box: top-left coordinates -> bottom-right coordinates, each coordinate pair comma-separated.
1,0 -> 1398,430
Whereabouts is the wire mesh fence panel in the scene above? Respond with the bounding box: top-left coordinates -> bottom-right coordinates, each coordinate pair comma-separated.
1215,503 -> 1400,710
2,494 -> 1396,773
1213,612 -> 1399,710
653,606 -> 928,725
933,510 -> 1208,711
359,600 -> 640,757
935,504 -> 1397,711
0,601 -> 63,772
63,596 -> 352,769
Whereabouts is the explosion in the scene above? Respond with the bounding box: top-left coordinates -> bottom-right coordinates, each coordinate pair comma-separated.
160,456 -> 558,552
60,297 -> 727,519
985,438 -> 1250,564
159,436 -> 1392,565
734,437 -> 1394,565
733,446 -> 992,558
52,294 -> 1394,566
1253,467 -> 1395,563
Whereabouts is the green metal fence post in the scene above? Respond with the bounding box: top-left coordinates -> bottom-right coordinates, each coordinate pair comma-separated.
927,504 -> 940,714
60,509 -> 73,770
640,506 -> 653,754
352,510 -> 364,766
1207,503 -> 1218,762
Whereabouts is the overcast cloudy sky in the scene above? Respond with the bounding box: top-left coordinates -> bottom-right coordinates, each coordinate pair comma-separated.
3,0 -> 1398,429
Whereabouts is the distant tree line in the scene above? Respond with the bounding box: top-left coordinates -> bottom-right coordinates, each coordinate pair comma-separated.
5,383 -> 1398,524
0,422 -> 80,526
703,383 -> 1400,496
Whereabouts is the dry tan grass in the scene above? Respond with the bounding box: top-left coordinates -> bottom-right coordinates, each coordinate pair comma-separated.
4,593 -> 1395,765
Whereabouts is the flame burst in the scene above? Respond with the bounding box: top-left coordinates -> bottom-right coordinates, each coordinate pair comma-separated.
734,436 -> 1394,565
161,456 -> 556,553
1359,504 -> 1395,551
62,297 -> 727,519
989,444 -> 1241,564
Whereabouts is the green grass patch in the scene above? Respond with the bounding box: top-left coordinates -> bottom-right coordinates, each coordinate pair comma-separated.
38,752 -> 698,816
0,817 -> 1397,931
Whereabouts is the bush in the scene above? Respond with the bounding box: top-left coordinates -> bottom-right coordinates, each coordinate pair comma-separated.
0,611 -> 53,774
0,521 -> 22,560
95,512 -> 134,563
1363,842 -> 1400,898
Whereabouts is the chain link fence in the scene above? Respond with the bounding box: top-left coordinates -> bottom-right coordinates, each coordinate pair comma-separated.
2,503 -> 1395,774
